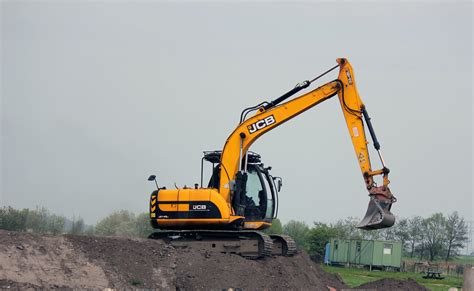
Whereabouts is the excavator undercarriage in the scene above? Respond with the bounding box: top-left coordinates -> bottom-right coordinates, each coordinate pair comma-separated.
149,230 -> 296,259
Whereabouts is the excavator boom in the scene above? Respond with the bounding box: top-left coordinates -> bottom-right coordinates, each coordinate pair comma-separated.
219,58 -> 396,229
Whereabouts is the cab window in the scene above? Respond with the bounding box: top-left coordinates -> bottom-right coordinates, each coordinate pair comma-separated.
261,171 -> 275,219
244,167 -> 266,219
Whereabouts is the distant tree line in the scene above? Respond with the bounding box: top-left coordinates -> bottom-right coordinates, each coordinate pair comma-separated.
0,206 -> 152,238
267,212 -> 468,262
0,206 -> 91,235
0,206 -> 468,261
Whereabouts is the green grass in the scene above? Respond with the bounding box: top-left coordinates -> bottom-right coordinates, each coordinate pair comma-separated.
129,279 -> 142,286
403,255 -> 474,265
322,265 -> 463,291
451,255 -> 474,265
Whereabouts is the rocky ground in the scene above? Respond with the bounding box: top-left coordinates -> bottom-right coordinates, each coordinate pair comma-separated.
0,230 -> 427,290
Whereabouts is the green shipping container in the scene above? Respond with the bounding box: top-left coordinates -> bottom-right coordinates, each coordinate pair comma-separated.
328,238 -> 402,269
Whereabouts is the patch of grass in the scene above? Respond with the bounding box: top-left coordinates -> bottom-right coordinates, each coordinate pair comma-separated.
451,255 -> 474,265
130,279 -> 142,286
322,265 -> 463,290
403,255 -> 474,265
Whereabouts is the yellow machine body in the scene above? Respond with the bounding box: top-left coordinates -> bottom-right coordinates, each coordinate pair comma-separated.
150,188 -> 236,227
150,188 -> 270,230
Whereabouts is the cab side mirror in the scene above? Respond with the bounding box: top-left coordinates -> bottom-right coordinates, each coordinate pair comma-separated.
273,177 -> 283,192
148,174 -> 159,190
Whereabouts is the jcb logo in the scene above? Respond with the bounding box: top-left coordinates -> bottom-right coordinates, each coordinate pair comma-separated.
192,205 -> 206,210
248,115 -> 276,134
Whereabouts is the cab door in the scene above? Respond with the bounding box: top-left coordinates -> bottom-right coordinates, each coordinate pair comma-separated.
243,165 -> 267,221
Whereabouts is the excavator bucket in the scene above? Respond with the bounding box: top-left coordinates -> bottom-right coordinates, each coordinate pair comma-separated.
357,187 -> 396,230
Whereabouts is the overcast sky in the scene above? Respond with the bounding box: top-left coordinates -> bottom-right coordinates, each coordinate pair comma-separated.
1,1 -> 472,227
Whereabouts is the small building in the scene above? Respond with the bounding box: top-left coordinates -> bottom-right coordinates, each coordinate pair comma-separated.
325,238 -> 402,270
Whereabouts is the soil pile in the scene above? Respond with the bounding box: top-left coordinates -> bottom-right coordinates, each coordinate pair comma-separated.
0,230 -> 346,290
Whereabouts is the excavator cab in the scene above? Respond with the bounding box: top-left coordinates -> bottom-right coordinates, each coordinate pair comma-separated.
203,151 -> 279,225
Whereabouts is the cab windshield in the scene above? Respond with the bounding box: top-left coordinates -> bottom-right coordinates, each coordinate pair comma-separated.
243,164 -> 275,221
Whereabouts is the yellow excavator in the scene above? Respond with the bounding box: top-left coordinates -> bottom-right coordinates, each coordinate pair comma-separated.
147,58 -> 396,258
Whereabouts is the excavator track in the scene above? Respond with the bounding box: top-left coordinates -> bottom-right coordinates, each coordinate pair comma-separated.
269,234 -> 297,256
148,230 -> 273,259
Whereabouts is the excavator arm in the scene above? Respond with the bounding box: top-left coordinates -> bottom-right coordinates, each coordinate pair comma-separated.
219,58 -> 396,230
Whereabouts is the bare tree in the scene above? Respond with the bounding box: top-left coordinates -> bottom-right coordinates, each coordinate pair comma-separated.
407,216 -> 423,258
70,216 -> 85,235
393,218 -> 410,254
421,213 -> 446,261
444,211 -> 468,261
26,207 -> 50,233
334,217 -> 365,239
47,214 -> 65,235
380,225 -> 396,241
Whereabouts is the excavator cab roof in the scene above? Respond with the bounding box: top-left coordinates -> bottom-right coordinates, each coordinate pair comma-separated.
203,150 -> 262,164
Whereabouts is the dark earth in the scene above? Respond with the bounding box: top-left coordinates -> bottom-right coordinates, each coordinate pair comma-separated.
356,278 -> 429,291
0,230 -> 427,290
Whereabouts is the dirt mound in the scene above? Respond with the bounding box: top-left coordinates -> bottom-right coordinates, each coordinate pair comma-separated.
0,230 -> 346,290
172,248 -> 346,290
355,278 -> 428,291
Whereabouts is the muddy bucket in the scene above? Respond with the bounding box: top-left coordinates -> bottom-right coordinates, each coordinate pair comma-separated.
357,187 -> 396,230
